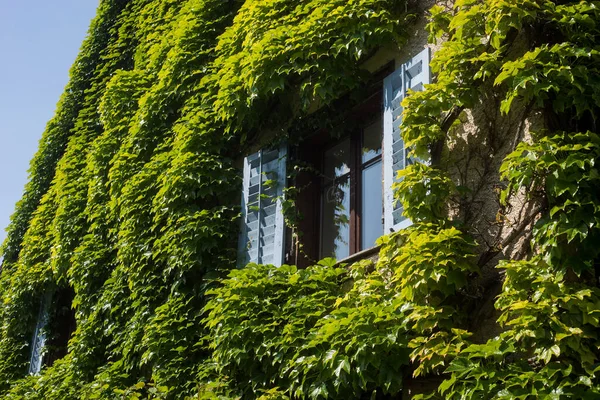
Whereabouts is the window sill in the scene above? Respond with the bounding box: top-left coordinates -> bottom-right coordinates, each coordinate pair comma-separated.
335,245 -> 381,266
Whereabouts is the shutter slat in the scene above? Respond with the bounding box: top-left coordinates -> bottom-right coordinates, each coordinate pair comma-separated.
262,190 -> 277,203
263,213 -> 276,228
238,144 -> 287,267
392,154 -> 405,171
262,160 -> 280,175
247,211 -> 259,223
247,228 -> 259,240
262,232 -> 276,245
262,243 -> 275,255
383,48 -> 430,233
248,194 -> 260,205
393,208 -> 406,225
392,138 -> 404,153
263,203 -> 277,215
261,148 -> 279,161
249,175 -> 261,187
28,291 -> 52,375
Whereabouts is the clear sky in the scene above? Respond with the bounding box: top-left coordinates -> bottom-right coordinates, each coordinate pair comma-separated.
0,1 -> 99,246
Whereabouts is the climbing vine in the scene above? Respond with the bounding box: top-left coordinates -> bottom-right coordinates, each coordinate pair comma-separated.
1,0 -> 599,399
403,0 -> 600,398
0,0 -> 412,398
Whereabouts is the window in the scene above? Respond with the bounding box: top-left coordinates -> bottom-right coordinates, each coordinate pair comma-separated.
320,117 -> 384,260
237,48 -> 431,268
361,118 -> 385,249
29,292 -> 51,375
28,288 -> 76,374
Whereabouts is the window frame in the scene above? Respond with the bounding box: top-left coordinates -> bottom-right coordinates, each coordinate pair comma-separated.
240,50 -> 431,268
318,118 -> 383,259
292,82 -> 387,266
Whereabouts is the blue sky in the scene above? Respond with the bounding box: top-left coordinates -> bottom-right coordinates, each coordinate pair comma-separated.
0,1 -> 99,246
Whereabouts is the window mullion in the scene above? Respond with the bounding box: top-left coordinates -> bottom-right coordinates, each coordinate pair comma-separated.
362,153 -> 382,170
350,131 -> 360,254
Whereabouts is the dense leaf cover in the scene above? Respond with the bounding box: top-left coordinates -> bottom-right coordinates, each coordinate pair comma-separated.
1,0 -> 599,398
0,0 -> 409,398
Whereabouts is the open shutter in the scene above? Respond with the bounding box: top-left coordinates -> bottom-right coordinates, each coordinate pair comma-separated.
383,48 -> 431,233
238,144 -> 287,267
28,291 -> 52,375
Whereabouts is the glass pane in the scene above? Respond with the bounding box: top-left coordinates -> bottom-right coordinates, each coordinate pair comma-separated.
323,139 -> 350,182
362,117 -> 383,164
321,177 -> 350,260
361,160 -> 383,249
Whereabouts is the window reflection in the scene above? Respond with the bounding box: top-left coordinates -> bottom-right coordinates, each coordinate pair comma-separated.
361,162 -> 383,249
320,116 -> 383,260
361,117 -> 383,250
362,118 -> 383,163
321,139 -> 350,260
323,139 -> 350,181
321,177 -> 350,259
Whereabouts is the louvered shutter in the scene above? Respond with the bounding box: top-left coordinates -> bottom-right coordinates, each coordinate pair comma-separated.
383,48 -> 431,233
28,291 -> 52,375
238,144 -> 287,267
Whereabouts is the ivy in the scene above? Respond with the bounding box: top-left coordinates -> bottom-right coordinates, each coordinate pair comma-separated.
403,0 -> 600,398
204,222 -> 478,398
0,0 -> 413,398
1,0 -> 600,398
207,0 -> 410,137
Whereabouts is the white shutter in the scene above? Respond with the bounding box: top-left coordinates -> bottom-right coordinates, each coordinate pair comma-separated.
383,48 -> 431,233
238,144 -> 287,267
29,291 -> 52,375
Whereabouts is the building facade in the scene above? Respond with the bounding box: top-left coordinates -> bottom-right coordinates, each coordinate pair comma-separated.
1,0 -> 599,398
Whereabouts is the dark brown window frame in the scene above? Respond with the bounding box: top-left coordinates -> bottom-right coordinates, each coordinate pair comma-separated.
318,120 -> 383,258
291,84 -> 387,267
